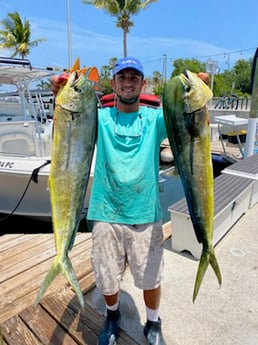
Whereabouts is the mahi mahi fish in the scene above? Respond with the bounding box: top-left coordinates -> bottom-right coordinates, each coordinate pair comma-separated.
34,60 -> 97,308
162,70 -> 222,302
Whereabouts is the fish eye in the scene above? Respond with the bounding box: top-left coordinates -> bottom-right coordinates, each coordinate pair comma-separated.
185,85 -> 191,92
74,86 -> 82,93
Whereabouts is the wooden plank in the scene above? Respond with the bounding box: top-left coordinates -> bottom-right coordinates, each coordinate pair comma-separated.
78,271 -> 96,294
0,236 -> 93,323
1,315 -> 42,345
40,289 -> 98,345
0,234 -> 25,251
0,237 -> 56,283
0,234 -> 92,296
20,304 -> 79,345
0,327 -> 7,345
0,234 -> 51,262
0,233 -> 91,283
40,288 -> 140,345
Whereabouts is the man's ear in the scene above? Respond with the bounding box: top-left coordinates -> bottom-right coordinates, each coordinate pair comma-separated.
110,78 -> 116,91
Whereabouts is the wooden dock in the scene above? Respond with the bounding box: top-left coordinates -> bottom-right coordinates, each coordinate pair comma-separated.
0,225 -> 171,344
210,139 -> 244,160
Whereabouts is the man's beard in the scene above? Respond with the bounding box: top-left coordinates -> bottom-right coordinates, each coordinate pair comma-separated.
117,94 -> 140,105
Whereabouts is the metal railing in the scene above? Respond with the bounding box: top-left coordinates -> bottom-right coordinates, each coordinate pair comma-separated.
209,97 -> 251,111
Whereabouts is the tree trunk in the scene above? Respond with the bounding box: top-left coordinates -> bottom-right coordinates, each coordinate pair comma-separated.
123,29 -> 127,57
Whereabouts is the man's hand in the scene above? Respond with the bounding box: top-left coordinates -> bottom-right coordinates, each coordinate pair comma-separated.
50,72 -> 70,96
197,72 -> 210,86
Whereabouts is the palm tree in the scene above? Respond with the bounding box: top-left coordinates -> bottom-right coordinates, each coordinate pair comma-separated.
0,11 -> 46,59
36,79 -> 51,90
82,0 -> 159,57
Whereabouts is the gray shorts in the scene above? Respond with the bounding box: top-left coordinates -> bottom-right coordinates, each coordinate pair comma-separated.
91,221 -> 164,296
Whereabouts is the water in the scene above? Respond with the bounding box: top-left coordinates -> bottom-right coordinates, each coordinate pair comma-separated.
0,167 -> 185,233
0,212 -> 89,234
0,213 -> 53,234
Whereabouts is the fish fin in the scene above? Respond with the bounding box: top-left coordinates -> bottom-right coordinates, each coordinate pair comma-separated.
209,248 -> 222,287
34,255 -> 85,309
63,256 -> 85,309
192,251 -> 209,302
70,57 -> 80,72
192,247 -> 222,302
80,67 -> 87,75
34,256 -> 61,306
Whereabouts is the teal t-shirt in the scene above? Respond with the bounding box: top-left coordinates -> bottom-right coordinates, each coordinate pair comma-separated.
87,105 -> 167,224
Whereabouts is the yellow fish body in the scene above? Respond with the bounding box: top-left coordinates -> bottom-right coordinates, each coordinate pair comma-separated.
35,64 -> 97,308
163,70 -> 222,301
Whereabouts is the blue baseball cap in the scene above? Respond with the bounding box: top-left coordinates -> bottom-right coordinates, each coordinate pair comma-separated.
113,57 -> 144,76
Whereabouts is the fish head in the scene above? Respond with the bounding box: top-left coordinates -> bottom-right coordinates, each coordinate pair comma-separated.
55,70 -> 95,113
162,69 -> 214,155
179,70 -> 213,113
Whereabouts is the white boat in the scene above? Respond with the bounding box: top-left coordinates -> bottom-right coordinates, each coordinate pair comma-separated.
0,57 -> 93,220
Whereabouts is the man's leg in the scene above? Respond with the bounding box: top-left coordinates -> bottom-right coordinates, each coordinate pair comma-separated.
143,286 -> 166,345
97,292 -> 121,345
144,286 -> 161,311
91,222 -> 123,345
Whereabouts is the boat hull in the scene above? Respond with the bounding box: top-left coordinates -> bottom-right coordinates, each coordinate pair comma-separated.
0,156 -> 93,220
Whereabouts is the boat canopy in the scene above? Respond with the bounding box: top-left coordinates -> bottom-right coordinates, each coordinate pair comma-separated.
0,57 -> 55,86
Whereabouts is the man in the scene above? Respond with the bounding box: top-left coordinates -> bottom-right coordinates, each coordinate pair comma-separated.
51,57 -> 209,345
88,57 -> 167,345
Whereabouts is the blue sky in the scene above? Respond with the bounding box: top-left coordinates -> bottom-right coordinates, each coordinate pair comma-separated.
1,0 -> 258,78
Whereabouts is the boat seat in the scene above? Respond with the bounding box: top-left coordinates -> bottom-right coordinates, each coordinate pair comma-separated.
168,173 -> 255,259
0,121 -> 40,156
0,102 -> 23,116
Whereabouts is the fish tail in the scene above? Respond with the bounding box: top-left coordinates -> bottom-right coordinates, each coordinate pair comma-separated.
193,247 -> 222,303
209,248 -> 222,287
34,256 -> 62,306
63,256 -> 85,309
34,255 -> 85,309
